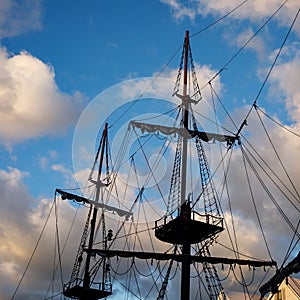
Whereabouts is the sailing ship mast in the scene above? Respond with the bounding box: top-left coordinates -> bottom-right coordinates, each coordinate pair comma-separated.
89,31 -> 276,299
56,123 -> 131,299
57,31 -> 278,300
81,123 -> 109,295
61,123 -> 113,299
181,30 -> 192,300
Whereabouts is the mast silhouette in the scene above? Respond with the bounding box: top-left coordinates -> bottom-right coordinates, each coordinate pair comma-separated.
58,123 -> 116,299
180,30 -> 191,300
58,31 -> 277,300
88,30 -> 276,300
82,123 -> 108,292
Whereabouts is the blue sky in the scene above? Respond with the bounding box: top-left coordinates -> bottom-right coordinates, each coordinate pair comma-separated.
0,0 -> 300,299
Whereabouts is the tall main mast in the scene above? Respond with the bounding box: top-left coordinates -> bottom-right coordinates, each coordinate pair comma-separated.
66,30 -> 276,300
180,30 -> 191,300
181,30 -> 189,206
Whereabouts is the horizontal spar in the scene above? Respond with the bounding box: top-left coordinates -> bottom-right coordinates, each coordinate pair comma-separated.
56,189 -> 132,219
87,249 -> 277,268
130,121 -> 239,145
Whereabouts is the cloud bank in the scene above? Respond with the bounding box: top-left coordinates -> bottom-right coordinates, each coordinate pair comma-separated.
162,0 -> 300,36
0,1 -> 299,299
0,47 -> 86,145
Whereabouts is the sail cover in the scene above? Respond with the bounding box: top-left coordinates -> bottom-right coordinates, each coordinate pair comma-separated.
88,249 -> 276,268
130,121 -> 237,145
56,189 -> 132,219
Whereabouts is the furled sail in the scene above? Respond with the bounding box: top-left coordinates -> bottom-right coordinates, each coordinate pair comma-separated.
56,189 -> 132,220
130,121 -> 238,146
88,249 -> 277,268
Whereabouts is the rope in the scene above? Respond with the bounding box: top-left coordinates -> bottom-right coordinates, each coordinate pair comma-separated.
167,134 -> 182,215
44,195 -> 81,298
191,262 -> 211,299
190,0 -> 248,38
156,258 -> 174,300
209,83 -> 239,134
217,149 -> 242,259
253,7 -> 300,107
133,129 -> 168,207
110,258 -> 135,276
252,267 -> 272,297
50,229 -> 57,298
54,196 -> 64,292
201,0 -> 288,90
240,131 -> 300,207
130,205 -> 161,295
141,199 -> 156,252
190,142 -> 233,211
108,46 -> 182,129
231,264 -> 256,288
94,226 -> 155,244
281,219 -> 300,267
134,106 -> 180,123
233,4 -> 299,141
132,262 -> 142,299
240,144 -> 273,260
242,145 -> 300,239
216,240 -> 275,262
255,107 -> 300,203
43,291 -> 64,299
191,106 -> 236,136
256,106 -> 300,138
110,273 -> 143,300
133,260 -> 159,278
10,197 -> 55,300
107,0 -> 257,130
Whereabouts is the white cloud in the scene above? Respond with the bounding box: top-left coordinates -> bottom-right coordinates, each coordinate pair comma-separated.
52,163 -> 78,188
235,27 -> 266,58
0,0 -> 42,38
269,45 -> 300,123
198,0 -> 285,21
0,166 -> 86,299
0,47 -> 86,145
219,102 -> 300,253
0,166 -> 29,187
162,0 -> 300,36
38,150 -> 59,170
160,0 -> 197,21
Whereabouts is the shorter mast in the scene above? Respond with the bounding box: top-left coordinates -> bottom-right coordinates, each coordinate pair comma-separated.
59,123 -> 126,300
83,123 -> 108,290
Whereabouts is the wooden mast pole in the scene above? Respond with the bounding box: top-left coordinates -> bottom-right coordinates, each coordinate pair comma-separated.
180,30 -> 191,300
82,123 -> 108,293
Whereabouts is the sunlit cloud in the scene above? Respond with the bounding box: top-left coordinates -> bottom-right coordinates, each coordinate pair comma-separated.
0,166 -> 87,299
0,48 -> 87,145
269,46 -> 300,123
160,0 -> 197,21
1,1 -> 299,298
162,0 -> 300,35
